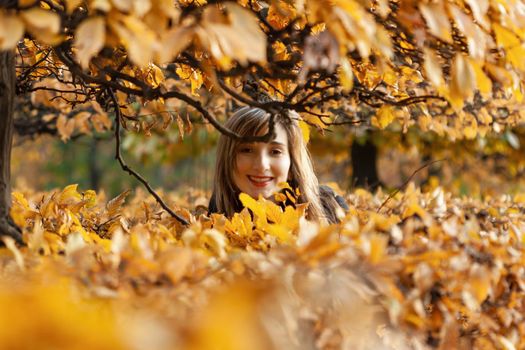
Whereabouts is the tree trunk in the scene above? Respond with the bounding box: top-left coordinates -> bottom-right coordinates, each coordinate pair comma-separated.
0,50 -> 23,244
351,135 -> 381,191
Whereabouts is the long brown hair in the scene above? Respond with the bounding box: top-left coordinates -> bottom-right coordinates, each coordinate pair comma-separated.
211,106 -> 327,222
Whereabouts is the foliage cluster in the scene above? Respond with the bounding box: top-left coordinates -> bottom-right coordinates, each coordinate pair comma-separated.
1,183 -> 524,349
3,0 -> 525,144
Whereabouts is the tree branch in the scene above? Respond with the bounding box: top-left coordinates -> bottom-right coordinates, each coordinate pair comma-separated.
377,158 -> 446,213
107,88 -> 190,227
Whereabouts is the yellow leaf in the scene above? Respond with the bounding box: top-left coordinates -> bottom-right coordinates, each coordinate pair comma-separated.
146,63 -> 165,88
74,17 -> 106,69
157,26 -> 194,63
464,0 -> 489,30
0,13 -> 24,50
12,192 -> 30,211
202,229 -> 227,258
176,114 -> 185,140
58,185 -> 82,206
239,193 -> 266,223
224,3 -> 267,63
471,61 -> 492,96
65,0 -> 83,13
2,237 -> 25,270
82,190 -> 97,208
265,224 -> 293,244
463,120 -> 478,139
21,8 -> 63,45
423,48 -> 443,87
21,8 -> 60,34
175,65 -> 203,96
56,115 -> 75,142
493,23 -> 521,49
338,57 -> 354,92
189,282 -> 268,350
106,189 -> 131,218
507,45 -> 525,71
369,234 -> 388,264
298,121 -> 310,144
469,264 -> 491,304
109,14 -> 157,66
112,0 -> 151,17
230,208 -> 253,237
419,3 -> 452,42
449,54 -> 476,108
198,3 -> 266,68
272,41 -> 290,61
281,205 -> 300,232
265,201 -> 282,224
373,105 -> 396,129
267,2 -> 295,30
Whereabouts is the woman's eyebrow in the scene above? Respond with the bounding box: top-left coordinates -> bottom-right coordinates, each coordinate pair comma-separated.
269,141 -> 286,146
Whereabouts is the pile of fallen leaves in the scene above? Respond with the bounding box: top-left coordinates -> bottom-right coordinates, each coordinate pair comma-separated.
3,184 -> 525,349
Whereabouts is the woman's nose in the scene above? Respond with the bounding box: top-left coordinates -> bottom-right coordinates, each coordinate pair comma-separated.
253,151 -> 270,171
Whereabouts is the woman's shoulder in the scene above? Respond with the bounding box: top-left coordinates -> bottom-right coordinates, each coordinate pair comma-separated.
319,185 -> 349,211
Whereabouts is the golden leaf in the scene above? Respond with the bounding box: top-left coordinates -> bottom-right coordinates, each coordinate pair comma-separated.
419,3 -> 452,43
369,234 -> 388,264
58,184 -> 82,205
3,236 -> 25,270
21,8 -> 59,33
56,115 -> 75,142
176,114 -> 185,140
465,0 -> 489,30
239,193 -> 266,224
106,190 -> 131,218
338,57 -> 354,92
423,48 -> 443,87
373,105 -> 396,129
64,0 -> 83,13
493,23 -> 521,49
298,121 -> 310,144
0,13 -> 24,50
175,65 -> 203,96
112,0 -> 151,17
146,63 -> 165,88
109,14 -> 158,66
449,54 -> 476,109
267,1 -> 295,30
470,61 -> 492,97
157,26 -> 194,63
75,17 -> 106,69
198,3 -> 266,68
21,8 -> 63,45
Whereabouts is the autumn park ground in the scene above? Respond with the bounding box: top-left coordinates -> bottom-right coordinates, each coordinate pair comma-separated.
3,146 -> 525,349
4,0 -> 525,349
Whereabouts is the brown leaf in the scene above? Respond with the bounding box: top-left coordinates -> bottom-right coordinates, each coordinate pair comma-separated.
106,190 -> 131,218
74,17 -> 106,69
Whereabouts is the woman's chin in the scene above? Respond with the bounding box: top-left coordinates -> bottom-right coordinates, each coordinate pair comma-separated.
246,188 -> 274,200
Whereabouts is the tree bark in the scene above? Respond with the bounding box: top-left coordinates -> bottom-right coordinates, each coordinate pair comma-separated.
351,135 -> 381,191
0,50 -> 24,244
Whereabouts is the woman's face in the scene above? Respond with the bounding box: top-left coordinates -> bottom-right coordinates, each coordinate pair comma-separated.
232,123 -> 291,200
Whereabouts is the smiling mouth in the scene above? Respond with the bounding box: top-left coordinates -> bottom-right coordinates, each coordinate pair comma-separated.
247,175 -> 274,187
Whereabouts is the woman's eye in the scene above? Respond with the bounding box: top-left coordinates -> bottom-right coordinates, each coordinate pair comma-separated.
271,149 -> 283,155
239,147 -> 252,153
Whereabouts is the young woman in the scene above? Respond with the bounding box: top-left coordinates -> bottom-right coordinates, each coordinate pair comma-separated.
208,106 -> 348,224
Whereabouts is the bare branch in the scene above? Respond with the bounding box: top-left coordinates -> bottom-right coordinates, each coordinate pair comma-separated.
107,88 -> 191,227
377,159 -> 447,213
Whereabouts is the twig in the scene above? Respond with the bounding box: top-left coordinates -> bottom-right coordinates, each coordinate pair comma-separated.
377,158 -> 446,213
107,88 -> 190,227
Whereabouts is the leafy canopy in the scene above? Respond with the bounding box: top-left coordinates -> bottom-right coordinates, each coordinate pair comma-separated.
2,0 -> 525,143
